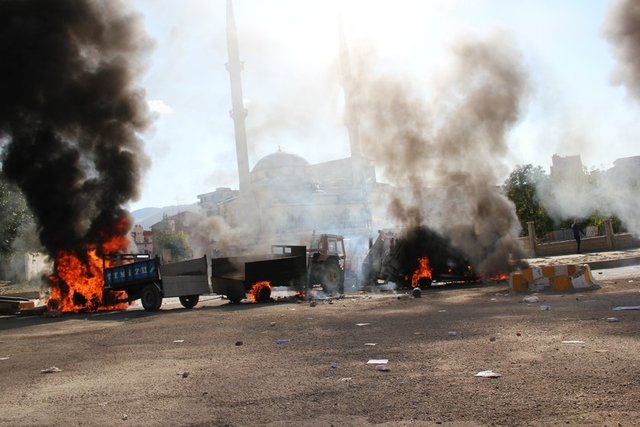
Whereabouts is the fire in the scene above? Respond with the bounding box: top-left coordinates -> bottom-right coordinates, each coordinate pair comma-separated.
482,273 -> 509,282
411,256 -> 433,288
46,217 -> 131,313
249,281 -> 272,303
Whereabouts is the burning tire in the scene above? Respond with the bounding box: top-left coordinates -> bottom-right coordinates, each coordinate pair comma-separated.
179,295 -> 199,309
141,284 -> 162,311
417,277 -> 432,289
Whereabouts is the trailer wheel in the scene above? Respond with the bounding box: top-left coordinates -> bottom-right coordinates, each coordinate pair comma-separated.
179,295 -> 199,309
141,284 -> 162,311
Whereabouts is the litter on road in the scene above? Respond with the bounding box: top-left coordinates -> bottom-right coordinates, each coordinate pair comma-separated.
475,370 -> 501,378
367,359 -> 389,365
173,340 -> 184,343
562,340 -> 585,344
356,323 -> 371,326
0,356 -> 9,361
364,343 -> 377,346
40,366 -> 62,374
607,317 -> 620,322
523,296 -> 540,303
612,306 -> 640,311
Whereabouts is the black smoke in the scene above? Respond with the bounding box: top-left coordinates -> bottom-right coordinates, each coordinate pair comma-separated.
0,0 -> 151,257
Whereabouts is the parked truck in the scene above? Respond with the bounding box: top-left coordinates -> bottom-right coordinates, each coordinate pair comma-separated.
362,227 -> 477,288
210,233 -> 346,303
103,254 -> 210,311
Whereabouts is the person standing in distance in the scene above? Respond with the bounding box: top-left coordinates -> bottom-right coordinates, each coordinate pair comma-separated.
571,220 -> 585,254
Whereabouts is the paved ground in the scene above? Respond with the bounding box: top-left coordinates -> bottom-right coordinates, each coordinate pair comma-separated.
1,256 -> 640,426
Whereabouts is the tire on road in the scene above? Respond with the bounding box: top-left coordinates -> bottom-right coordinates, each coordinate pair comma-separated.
141,284 -> 162,311
179,295 -> 199,309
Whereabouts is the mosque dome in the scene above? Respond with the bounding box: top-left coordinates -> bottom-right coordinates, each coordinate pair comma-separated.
251,151 -> 309,174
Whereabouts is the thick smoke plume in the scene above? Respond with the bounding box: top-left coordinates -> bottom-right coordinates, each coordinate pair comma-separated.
355,33 -> 530,273
604,0 -> 640,99
0,0 -> 151,257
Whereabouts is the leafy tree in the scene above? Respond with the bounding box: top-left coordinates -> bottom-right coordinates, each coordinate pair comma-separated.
0,179 -> 33,260
153,219 -> 192,262
504,164 -> 554,238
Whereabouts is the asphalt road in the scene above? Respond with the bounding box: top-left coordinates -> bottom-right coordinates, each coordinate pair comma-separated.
1,266 -> 640,426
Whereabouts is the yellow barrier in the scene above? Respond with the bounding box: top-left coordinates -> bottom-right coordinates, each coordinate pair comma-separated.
509,263 -> 599,293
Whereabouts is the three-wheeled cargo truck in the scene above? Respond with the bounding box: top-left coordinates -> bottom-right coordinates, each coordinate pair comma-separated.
103,254 -> 210,311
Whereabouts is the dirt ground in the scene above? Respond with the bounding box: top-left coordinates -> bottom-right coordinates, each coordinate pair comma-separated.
1,271 -> 640,426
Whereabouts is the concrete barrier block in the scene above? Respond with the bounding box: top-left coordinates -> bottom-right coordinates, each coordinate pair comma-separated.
551,275 -> 572,291
542,266 -> 555,278
510,272 -> 528,293
554,265 -> 568,276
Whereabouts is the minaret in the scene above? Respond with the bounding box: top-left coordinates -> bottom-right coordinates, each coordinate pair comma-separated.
226,0 -> 251,194
338,16 -> 361,158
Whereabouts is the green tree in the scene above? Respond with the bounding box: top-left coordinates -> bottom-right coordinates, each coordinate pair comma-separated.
0,179 -> 33,260
504,164 -> 554,238
153,219 -> 192,262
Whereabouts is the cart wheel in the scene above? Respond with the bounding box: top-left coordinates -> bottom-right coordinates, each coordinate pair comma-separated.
141,284 -> 162,311
179,295 -> 199,309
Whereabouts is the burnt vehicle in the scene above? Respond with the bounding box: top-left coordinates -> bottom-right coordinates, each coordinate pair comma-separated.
210,234 -> 347,303
362,226 -> 478,289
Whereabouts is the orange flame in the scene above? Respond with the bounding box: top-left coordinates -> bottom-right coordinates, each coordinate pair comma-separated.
46,217 -> 131,313
411,256 -> 433,288
249,281 -> 272,303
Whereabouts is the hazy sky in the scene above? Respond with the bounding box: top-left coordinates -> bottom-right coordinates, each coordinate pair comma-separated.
128,0 -> 639,210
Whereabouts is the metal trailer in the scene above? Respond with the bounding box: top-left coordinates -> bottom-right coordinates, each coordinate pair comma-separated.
103,254 -> 211,311
210,245 -> 310,303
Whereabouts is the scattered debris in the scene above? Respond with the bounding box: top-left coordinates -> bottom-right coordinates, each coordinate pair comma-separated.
540,305 -> 552,311
177,371 -> 189,378
309,301 -> 317,307
0,356 -> 9,361
438,309 -> 447,313
235,341 -> 243,346
594,349 -> 609,353
606,317 -> 620,322
41,366 -> 62,374
448,331 -> 458,337
356,323 -> 371,327
331,362 -> 338,369
523,296 -> 539,304
276,338 -> 290,345
516,332 -> 522,337
367,359 -> 389,365
562,340 -> 585,345
364,343 -> 377,346
122,414 -> 128,421
173,340 -> 184,343
489,337 -> 496,342
339,377 -> 352,382
475,370 -> 501,378
270,322 -> 276,327
375,365 -> 390,372
412,288 -> 422,298
612,306 -> 640,311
